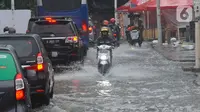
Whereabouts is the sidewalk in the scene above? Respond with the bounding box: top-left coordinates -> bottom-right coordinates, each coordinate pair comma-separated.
151,42 -> 198,72
151,43 -> 195,62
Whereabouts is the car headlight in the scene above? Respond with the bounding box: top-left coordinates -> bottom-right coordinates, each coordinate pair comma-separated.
100,55 -> 108,60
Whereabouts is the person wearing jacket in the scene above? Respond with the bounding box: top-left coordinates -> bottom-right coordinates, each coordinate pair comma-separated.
96,26 -> 115,59
109,18 -> 120,41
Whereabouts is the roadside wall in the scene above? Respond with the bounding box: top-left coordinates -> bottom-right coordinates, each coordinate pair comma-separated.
0,10 -> 31,33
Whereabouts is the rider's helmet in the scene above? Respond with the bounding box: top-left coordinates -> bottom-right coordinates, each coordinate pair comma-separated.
3,26 -> 9,33
100,27 -> 109,37
103,20 -> 109,26
110,18 -> 115,24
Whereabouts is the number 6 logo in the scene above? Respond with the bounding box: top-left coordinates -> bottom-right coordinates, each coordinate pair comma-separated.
176,6 -> 193,22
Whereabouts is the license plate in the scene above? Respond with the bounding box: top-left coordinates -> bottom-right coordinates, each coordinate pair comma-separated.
46,40 -> 59,44
51,52 -> 58,57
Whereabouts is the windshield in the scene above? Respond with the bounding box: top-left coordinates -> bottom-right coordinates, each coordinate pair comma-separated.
0,37 -> 38,58
42,0 -> 81,11
31,22 -> 75,37
0,52 -> 17,81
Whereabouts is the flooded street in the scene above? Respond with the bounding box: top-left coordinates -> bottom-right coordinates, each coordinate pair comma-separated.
33,43 -> 200,112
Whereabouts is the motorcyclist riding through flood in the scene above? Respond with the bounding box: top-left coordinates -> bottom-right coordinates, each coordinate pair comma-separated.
109,18 -> 120,46
96,25 -> 115,59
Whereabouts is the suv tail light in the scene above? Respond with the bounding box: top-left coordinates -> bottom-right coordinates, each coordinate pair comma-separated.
15,73 -> 25,100
82,21 -> 87,32
45,17 -> 57,23
25,52 -> 44,71
65,36 -> 78,43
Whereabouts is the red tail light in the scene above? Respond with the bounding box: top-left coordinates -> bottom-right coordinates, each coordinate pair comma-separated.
45,17 -> 52,20
15,73 -> 25,100
26,30 -> 30,33
65,36 -> 78,43
48,19 -> 56,23
45,17 -> 56,23
82,21 -> 87,32
113,34 -> 117,37
25,52 -> 44,71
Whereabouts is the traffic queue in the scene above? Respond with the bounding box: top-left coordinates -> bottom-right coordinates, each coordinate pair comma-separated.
0,16 -> 85,112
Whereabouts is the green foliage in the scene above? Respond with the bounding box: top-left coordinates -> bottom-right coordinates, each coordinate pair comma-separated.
0,0 -> 11,9
0,0 -> 35,10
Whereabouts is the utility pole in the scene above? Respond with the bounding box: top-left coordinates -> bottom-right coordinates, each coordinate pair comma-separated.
114,0 -> 118,23
195,21 -> 200,68
194,0 -> 200,68
11,0 -> 15,27
156,0 -> 162,44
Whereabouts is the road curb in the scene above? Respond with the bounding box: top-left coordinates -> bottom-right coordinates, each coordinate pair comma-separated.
182,67 -> 200,72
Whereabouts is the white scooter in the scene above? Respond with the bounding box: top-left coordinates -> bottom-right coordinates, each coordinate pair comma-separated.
97,45 -> 114,75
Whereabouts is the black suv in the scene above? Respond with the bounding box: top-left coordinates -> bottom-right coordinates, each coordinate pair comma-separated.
0,34 -> 54,105
27,16 -> 84,65
0,45 -> 31,111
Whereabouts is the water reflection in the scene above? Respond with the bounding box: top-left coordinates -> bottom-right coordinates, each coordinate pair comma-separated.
71,79 -> 80,92
96,80 -> 112,96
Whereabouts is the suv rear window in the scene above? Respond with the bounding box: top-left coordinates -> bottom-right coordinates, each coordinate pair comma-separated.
0,37 -> 39,58
31,21 -> 75,37
0,52 -> 17,81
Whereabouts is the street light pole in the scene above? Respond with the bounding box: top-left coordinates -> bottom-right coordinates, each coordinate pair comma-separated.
11,0 -> 15,27
194,0 -> 200,68
114,0 -> 118,23
156,0 -> 162,44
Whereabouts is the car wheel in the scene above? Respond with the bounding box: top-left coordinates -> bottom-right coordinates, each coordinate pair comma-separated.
50,87 -> 54,98
43,93 -> 50,105
17,103 -> 31,112
83,48 -> 87,56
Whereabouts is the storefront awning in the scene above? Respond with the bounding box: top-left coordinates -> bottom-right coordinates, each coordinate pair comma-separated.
128,0 -> 193,12
117,0 -> 138,11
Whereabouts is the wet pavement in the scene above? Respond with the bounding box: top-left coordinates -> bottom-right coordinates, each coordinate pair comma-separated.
151,43 -> 195,62
33,42 -> 200,112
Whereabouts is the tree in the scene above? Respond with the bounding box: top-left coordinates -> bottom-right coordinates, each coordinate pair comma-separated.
0,0 -> 11,9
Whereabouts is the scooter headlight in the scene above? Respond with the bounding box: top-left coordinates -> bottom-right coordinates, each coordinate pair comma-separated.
100,55 -> 108,60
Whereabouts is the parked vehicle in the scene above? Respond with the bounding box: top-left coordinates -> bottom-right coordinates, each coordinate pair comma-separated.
36,0 -> 89,56
0,45 -> 32,111
28,16 -> 84,65
0,34 -> 54,105
97,45 -> 114,75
